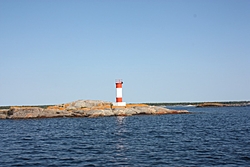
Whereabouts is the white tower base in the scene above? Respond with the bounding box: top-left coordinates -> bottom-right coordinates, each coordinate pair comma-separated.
112,102 -> 126,107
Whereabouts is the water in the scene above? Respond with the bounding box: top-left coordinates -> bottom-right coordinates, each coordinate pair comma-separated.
0,106 -> 250,166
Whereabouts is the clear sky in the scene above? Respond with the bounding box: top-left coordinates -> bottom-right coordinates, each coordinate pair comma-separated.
1,0 -> 250,106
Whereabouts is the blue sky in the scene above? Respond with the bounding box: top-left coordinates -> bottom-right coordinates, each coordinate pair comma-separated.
1,0 -> 250,106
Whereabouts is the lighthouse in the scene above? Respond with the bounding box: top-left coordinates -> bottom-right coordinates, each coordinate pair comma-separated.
113,79 -> 126,107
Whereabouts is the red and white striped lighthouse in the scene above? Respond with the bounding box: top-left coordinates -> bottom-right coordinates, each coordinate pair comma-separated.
113,79 -> 126,106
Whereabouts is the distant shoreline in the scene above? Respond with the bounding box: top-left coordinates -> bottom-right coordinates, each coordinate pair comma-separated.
145,101 -> 250,107
1,101 -> 249,109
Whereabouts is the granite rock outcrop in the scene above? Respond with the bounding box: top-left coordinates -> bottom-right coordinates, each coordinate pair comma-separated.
0,100 -> 189,119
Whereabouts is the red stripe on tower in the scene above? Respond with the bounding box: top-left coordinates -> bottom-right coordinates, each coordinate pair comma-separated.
116,98 -> 122,102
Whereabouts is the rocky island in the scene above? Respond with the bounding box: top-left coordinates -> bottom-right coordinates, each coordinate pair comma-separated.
0,100 -> 189,119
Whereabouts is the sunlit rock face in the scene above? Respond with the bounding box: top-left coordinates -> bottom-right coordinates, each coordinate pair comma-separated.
0,100 -> 189,119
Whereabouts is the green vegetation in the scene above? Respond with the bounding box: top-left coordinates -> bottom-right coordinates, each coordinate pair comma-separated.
0,106 -> 10,109
144,101 -> 250,106
144,102 -> 199,106
0,105 -> 52,110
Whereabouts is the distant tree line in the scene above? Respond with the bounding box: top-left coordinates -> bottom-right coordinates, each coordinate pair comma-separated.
0,106 -> 10,109
144,101 -> 250,106
0,105 -> 52,110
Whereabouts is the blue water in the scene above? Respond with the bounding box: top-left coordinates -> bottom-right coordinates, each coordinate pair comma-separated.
0,106 -> 250,166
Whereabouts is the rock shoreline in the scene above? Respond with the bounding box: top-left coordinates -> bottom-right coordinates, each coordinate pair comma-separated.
0,100 -> 189,119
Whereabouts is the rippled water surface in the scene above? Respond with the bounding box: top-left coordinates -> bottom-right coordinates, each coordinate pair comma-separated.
0,106 -> 250,166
